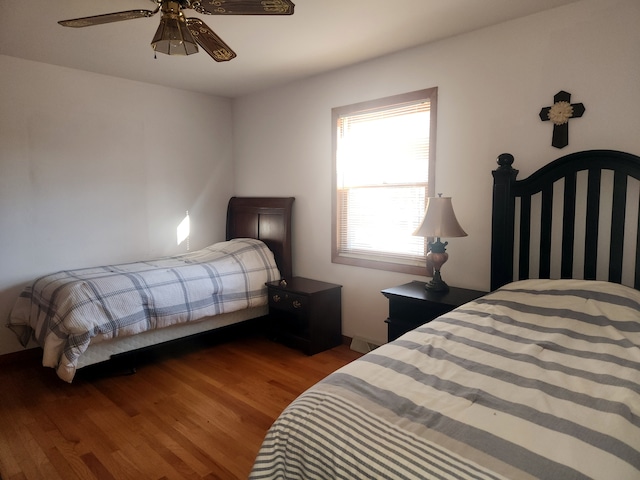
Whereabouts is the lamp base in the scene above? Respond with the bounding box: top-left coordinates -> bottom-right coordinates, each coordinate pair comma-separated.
425,270 -> 449,292
426,246 -> 450,292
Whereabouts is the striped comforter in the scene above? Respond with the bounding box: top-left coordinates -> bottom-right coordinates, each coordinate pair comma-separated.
7,238 -> 280,382
251,279 -> 640,479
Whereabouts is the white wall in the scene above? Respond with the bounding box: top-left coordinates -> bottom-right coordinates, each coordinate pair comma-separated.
232,0 -> 640,344
0,55 -> 234,355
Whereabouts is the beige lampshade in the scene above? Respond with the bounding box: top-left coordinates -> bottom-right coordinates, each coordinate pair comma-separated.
413,196 -> 467,238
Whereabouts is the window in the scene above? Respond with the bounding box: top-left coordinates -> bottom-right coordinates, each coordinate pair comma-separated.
332,88 -> 437,274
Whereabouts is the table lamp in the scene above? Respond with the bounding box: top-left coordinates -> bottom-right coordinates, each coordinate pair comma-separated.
413,194 -> 467,292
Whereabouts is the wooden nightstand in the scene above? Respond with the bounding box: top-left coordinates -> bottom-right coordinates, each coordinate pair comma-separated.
266,277 -> 342,355
382,281 -> 486,342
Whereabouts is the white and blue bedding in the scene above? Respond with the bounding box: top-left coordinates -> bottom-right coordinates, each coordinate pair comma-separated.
7,238 -> 280,382
251,279 -> 640,479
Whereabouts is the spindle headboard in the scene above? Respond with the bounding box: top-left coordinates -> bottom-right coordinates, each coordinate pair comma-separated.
491,150 -> 640,291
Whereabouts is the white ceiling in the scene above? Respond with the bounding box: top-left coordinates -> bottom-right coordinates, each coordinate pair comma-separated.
1,0 -> 581,98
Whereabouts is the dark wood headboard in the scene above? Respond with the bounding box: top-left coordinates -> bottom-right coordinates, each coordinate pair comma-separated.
226,197 -> 295,281
491,150 -> 640,291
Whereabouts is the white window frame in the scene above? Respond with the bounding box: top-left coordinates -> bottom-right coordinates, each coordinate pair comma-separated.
331,88 -> 437,274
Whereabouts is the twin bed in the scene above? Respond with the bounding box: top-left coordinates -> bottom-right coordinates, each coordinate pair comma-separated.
250,150 -> 640,479
7,196 -> 294,382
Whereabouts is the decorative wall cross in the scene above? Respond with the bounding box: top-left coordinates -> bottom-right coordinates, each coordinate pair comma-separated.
539,90 -> 585,149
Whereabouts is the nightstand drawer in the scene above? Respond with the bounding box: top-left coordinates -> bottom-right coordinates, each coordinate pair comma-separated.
382,282 -> 486,342
387,297 -> 452,322
269,291 -> 308,313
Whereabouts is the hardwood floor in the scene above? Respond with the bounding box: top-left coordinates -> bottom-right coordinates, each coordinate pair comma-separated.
0,331 -> 362,480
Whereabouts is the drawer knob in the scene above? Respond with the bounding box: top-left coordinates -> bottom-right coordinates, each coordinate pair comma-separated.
272,294 -> 281,302
293,300 -> 302,309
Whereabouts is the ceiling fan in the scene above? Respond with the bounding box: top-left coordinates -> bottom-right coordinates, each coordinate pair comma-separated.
58,0 -> 295,62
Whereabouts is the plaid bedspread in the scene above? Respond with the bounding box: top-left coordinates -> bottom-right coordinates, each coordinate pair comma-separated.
251,279 -> 640,480
8,238 -> 280,382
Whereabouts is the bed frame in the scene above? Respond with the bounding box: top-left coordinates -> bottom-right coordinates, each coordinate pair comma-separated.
77,196 -> 294,369
491,150 -> 640,291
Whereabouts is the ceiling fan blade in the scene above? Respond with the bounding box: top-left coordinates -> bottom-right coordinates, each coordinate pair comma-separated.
191,0 -> 294,15
59,9 -> 158,28
186,18 -> 237,62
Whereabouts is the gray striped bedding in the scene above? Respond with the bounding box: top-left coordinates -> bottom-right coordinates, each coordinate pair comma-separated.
7,238 -> 280,382
251,279 -> 640,479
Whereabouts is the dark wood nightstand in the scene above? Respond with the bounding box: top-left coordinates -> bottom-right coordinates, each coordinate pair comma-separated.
382,281 -> 486,342
266,277 -> 342,355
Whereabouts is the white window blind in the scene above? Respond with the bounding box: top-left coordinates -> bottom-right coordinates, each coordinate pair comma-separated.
332,89 -> 436,272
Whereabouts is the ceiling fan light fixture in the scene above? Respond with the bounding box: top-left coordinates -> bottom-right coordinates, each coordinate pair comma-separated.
151,2 -> 198,56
